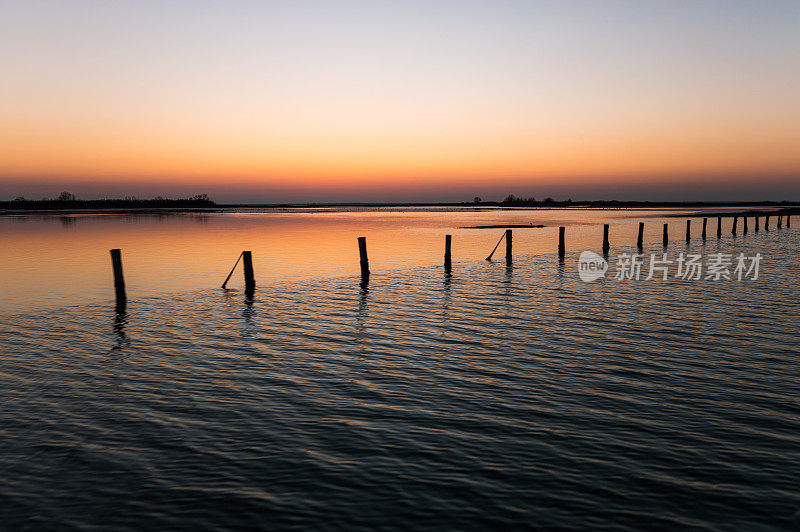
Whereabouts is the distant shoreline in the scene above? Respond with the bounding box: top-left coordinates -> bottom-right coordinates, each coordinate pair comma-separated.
1,199 -> 799,216
0,199 -> 800,217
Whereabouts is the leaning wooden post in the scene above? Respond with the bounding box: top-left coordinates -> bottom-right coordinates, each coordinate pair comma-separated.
717,217 -> 722,238
755,216 -> 759,232
743,217 -> 748,235
702,218 -> 707,240
109,248 -> 126,308
558,226 -> 565,258
685,220 -> 691,242
731,216 -> 737,235
444,234 -> 452,271
505,229 -> 512,265
242,250 -> 255,296
765,214 -> 770,230
662,223 -> 668,246
358,236 -> 370,280
602,224 -> 610,254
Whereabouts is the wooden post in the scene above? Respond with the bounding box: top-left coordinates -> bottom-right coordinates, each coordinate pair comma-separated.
778,214 -> 783,229
755,216 -> 759,232
702,218 -> 707,240
743,216 -> 748,235
787,213 -> 791,228
731,216 -> 737,235
602,224 -> 610,254
765,215 -> 770,230
662,223 -> 668,246
558,226 -> 565,258
717,216 -> 722,238
505,229 -> 512,265
637,222 -> 644,249
109,248 -> 126,308
685,220 -> 691,242
242,250 -> 255,296
444,234 -> 452,271
358,236 -> 370,280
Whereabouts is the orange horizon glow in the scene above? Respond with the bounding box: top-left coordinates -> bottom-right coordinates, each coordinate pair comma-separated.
2,1 -> 799,200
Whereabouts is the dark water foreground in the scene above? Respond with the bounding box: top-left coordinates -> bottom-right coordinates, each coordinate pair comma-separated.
1,231 -> 799,531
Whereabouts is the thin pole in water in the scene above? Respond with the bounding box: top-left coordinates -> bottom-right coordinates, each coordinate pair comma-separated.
221,252 -> 244,289
685,220 -> 691,242
559,226 -> 566,258
109,248 -> 126,309
602,224 -> 610,254
662,223 -> 669,247
732,216 -> 737,235
743,216 -> 748,235
637,222 -> 644,250
505,229 -> 512,265
444,234 -> 452,272
358,237 -> 370,281
765,215 -> 770,231
717,217 -> 722,238
755,216 -> 759,232
485,232 -> 505,261
242,251 -> 255,297
702,218 -> 707,240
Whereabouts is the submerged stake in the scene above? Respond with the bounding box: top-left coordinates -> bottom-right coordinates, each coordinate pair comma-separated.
109,248 -> 126,309
637,222 -> 644,249
444,234 -> 452,271
242,251 -> 255,296
358,237 -> 370,279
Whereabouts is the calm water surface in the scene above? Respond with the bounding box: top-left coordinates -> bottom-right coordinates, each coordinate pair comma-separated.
1,209 -> 798,530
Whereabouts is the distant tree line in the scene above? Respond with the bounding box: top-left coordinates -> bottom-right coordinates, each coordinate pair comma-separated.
468,195 -> 800,208
469,195 -> 573,207
1,192 -> 216,210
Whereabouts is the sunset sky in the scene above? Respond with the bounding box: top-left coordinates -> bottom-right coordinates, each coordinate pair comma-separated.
1,0 -> 799,203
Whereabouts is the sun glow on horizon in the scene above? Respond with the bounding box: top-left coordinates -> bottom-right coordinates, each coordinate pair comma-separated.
1,0 -> 799,200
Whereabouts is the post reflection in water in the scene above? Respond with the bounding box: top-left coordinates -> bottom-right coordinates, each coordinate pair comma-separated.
355,282 -> 370,338
442,270 -> 452,319
241,295 -> 256,337
108,307 -> 130,357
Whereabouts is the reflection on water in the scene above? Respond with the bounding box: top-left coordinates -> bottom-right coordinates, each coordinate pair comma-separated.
109,308 -> 130,357
0,207 -> 759,313
0,230 -> 798,530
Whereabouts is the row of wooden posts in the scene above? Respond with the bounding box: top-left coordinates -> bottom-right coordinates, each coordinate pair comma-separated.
108,211 -> 792,309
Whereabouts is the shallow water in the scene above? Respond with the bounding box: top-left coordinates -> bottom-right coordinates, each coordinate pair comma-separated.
0,207 -> 743,312
1,216 -> 798,530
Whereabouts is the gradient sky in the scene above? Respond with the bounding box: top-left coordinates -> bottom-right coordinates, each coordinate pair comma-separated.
1,0 -> 799,202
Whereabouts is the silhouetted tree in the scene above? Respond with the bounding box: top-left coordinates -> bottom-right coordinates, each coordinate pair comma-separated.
58,191 -> 76,201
